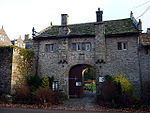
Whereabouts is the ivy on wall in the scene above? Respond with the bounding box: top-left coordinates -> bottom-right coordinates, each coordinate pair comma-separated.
16,47 -> 35,84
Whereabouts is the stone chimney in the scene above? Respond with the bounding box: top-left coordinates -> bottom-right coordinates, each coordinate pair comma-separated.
24,34 -> 29,40
96,8 -> 103,22
147,28 -> 150,34
61,14 -> 69,26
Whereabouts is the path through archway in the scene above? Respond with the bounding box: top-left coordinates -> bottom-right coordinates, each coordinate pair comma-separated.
69,64 -> 96,98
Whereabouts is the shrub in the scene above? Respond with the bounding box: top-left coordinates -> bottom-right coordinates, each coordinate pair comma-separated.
98,75 -> 137,108
101,80 -> 117,102
113,75 -> 132,94
41,76 -> 50,88
34,87 -> 55,105
26,75 -> 42,92
142,81 -> 150,105
84,81 -> 96,91
14,84 -> 31,104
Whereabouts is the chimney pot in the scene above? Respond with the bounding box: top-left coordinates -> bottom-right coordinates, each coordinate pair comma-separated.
61,14 -> 69,26
96,8 -> 103,22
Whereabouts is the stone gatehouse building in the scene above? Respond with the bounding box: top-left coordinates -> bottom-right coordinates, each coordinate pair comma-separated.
33,8 -> 150,98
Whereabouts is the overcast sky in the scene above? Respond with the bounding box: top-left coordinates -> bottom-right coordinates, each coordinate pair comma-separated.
0,0 -> 150,40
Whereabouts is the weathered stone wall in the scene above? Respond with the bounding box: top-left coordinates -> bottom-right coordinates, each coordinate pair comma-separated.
139,47 -> 150,82
36,36 -> 96,95
11,47 -> 35,94
35,23 -> 142,96
0,46 -> 35,95
0,47 -> 13,94
100,35 -> 141,95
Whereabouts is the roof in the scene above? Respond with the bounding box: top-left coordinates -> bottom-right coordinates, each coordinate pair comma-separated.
34,18 -> 140,40
0,27 -> 12,46
140,33 -> 150,46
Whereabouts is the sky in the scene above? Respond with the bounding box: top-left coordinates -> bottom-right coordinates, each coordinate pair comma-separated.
0,0 -> 150,40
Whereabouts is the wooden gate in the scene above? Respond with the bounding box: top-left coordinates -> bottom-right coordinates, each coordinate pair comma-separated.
69,65 -> 83,98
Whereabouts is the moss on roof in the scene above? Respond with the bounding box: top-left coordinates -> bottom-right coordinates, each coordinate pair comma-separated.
36,18 -> 139,39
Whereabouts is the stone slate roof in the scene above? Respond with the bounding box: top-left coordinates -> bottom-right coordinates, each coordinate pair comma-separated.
140,33 -> 150,46
35,18 -> 139,39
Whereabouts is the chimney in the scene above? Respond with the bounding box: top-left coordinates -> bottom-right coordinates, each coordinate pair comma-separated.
96,8 -> 103,22
147,28 -> 150,34
25,34 -> 29,40
61,14 -> 69,26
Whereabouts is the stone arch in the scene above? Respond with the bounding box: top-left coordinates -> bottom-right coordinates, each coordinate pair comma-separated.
68,64 -> 96,98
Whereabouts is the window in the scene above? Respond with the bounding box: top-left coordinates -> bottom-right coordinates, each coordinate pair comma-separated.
82,43 -> 86,51
45,44 -> 54,52
118,42 -> 122,50
117,42 -> 127,50
77,43 -> 81,51
72,42 -> 91,51
72,43 -> 76,51
51,44 -> 54,51
86,43 -> 91,51
52,81 -> 59,91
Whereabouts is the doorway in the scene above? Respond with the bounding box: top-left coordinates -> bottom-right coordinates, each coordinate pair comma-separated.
69,64 -> 96,98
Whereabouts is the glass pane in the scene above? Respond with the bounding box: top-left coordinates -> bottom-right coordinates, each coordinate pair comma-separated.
123,43 -> 127,50
78,43 -> 81,51
51,44 -> 54,52
118,42 -> 122,50
86,43 -> 91,51
46,44 -> 50,52
72,43 -> 76,51
82,43 -> 86,50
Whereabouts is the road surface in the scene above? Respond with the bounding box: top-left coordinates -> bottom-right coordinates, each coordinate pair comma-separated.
0,107 -> 129,113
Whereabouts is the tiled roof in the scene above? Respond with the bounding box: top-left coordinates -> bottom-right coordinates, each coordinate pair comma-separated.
35,18 -> 140,39
140,33 -> 150,46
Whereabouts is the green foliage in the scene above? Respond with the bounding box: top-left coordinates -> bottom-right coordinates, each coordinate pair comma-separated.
84,68 -> 96,80
104,75 -> 113,81
113,75 -> 132,94
84,81 -> 96,91
98,74 -> 137,108
19,48 -> 34,61
41,76 -> 50,88
26,75 -> 42,91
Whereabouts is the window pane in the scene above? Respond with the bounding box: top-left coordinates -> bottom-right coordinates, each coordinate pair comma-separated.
123,43 -> 127,50
72,43 -> 76,51
46,44 -> 50,52
51,44 -> 54,52
118,42 -> 122,50
86,43 -> 91,51
78,43 -> 81,51
82,43 -> 86,51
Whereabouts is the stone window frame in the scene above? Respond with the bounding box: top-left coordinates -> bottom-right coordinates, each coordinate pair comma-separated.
72,42 -> 91,51
86,43 -> 91,51
117,42 -> 127,50
77,43 -> 82,51
45,44 -> 54,52
72,43 -> 77,51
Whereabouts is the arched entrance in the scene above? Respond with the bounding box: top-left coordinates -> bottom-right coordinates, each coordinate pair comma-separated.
69,64 -> 95,98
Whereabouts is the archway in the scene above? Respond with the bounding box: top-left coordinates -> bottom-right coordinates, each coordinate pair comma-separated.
69,64 -> 96,98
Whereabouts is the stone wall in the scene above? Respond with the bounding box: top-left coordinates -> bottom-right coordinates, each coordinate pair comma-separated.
139,47 -> 150,82
0,47 -> 13,94
0,46 -> 35,95
34,36 -> 96,95
100,35 -> 141,95
34,23 -> 142,96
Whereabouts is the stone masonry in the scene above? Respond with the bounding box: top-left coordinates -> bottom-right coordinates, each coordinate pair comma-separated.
33,9 -> 147,97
